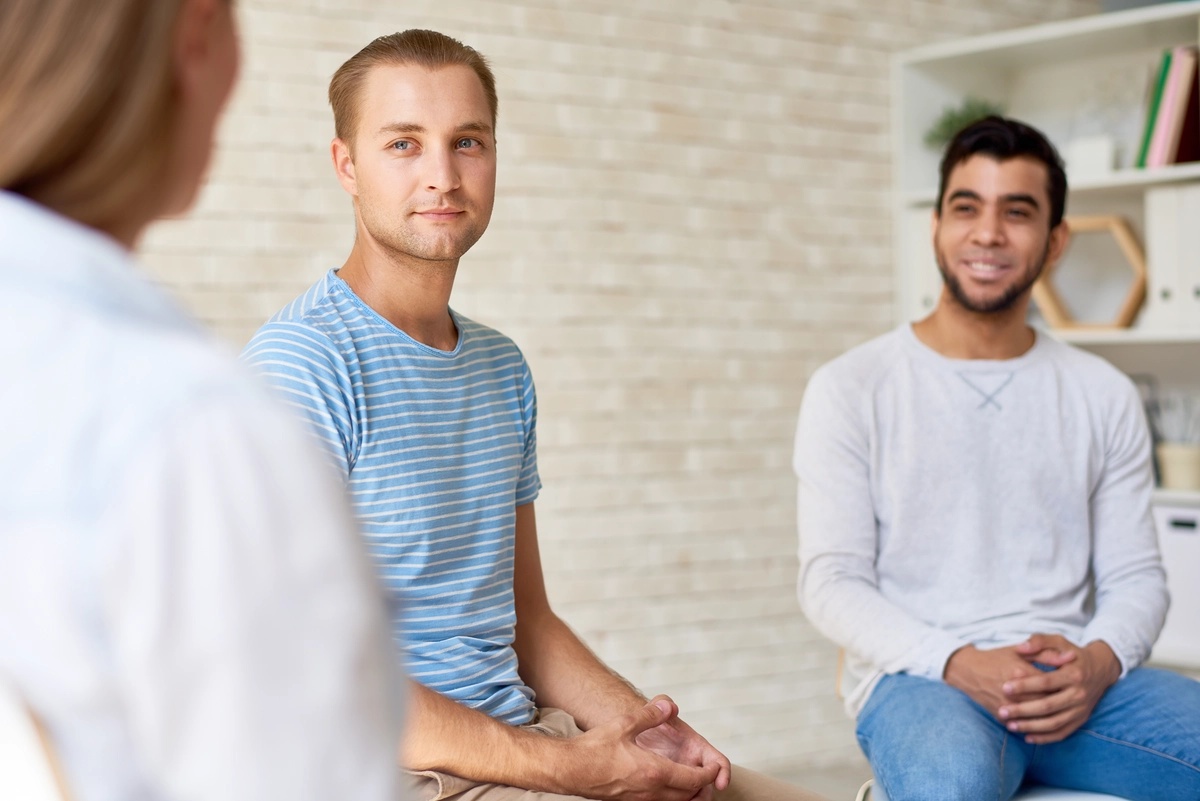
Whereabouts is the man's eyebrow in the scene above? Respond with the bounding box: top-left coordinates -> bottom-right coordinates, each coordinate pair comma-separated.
1000,193 -> 1040,208
944,189 -> 1041,209
376,121 -> 493,136
456,121 -> 493,134
946,189 -> 982,204
378,122 -> 424,136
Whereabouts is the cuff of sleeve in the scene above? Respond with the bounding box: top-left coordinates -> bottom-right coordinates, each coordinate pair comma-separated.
1081,629 -> 1141,679
895,630 -> 970,682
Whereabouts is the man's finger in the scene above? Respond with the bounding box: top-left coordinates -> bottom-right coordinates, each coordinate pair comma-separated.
713,759 -> 732,791
1002,689 -> 1053,705
653,759 -> 721,795
1006,706 -> 1078,735
691,746 -> 732,790
1017,633 -> 1073,656
647,694 -> 679,714
1018,648 -> 1076,667
1002,669 -> 1071,698
627,698 -> 675,737
1000,686 -> 1077,721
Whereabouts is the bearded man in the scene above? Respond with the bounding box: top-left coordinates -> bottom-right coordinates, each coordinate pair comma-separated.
793,116 -> 1200,801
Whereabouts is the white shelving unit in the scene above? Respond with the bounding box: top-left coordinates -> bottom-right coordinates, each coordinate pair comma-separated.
892,2 -> 1200,668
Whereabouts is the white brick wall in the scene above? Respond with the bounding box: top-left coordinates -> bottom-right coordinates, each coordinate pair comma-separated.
141,0 -> 1100,774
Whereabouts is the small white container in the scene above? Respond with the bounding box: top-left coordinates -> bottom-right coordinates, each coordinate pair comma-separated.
1157,442 -> 1200,491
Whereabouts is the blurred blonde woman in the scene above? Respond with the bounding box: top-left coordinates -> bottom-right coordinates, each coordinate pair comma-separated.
0,2 -> 404,799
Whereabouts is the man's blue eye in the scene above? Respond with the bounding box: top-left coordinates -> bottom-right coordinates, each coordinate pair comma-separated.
392,141 -> 410,150
457,138 -> 478,148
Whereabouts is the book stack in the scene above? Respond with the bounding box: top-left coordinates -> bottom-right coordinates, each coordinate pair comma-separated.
1137,45 -> 1200,169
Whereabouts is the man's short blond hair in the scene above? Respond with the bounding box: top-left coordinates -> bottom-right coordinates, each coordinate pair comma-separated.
329,29 -> 498,146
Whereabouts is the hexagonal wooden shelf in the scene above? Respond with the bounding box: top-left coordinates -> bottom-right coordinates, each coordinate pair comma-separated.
1032,215 -> 1147,330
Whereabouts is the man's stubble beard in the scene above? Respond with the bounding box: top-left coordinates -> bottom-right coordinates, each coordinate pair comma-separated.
935,237 -> 1052,315
357,198 -> 490,270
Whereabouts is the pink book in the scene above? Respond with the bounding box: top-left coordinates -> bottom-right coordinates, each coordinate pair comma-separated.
1148,46 -> 1190,168
1166,47 -> 1198,163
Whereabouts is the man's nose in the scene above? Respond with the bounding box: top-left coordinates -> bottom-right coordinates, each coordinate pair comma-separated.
971,209 -> 1005,245
423,147 -> 460,193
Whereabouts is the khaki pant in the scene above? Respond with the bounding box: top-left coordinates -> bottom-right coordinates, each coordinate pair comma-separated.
405,708 -> 829,801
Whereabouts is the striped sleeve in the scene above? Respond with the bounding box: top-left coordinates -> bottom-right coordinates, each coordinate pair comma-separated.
241,322 -> 357,481
515,357 -> 540,507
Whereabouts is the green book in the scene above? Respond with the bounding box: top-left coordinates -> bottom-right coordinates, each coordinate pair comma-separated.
1138,49 -> 1174,169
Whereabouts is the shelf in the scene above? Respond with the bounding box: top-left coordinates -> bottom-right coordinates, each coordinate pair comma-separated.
902,162 -> 1200,208
897,0 -> 1200,71
1154,488 -> 1200,507
893,1 -> 1200,202
1074,162 -> 1200,193
1048,328 -> 1200,345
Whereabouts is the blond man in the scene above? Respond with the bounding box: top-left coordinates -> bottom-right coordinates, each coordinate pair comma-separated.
244,29 -> 825,801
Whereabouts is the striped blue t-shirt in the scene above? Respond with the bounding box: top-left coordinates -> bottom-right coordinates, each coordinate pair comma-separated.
242,269 -> 541,725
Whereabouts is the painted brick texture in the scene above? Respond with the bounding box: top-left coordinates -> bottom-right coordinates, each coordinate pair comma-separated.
141,0 -> 1100,773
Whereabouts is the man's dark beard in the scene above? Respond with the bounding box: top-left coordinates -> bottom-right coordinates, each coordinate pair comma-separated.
936,240 -> 1051,314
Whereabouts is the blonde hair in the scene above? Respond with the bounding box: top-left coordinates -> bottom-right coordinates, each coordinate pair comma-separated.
329,29 -> 498,145
0,0 -> 183,231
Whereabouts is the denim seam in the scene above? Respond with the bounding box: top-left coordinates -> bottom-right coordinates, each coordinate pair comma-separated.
875,770 -> 895,801
997,733 -> 1009,801
1077,728 -> 1200,773
857,733 -> 895,801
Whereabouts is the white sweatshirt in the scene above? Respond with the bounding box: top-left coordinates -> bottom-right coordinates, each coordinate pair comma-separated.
794,324 -> 1168,716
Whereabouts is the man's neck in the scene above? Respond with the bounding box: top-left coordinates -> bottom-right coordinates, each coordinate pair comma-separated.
911,294 -> 1036,360
337,240 -> 460,351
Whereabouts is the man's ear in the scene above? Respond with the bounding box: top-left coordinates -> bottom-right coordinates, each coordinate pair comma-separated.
1046,220 -> 1071,268
331,137 -> 357,196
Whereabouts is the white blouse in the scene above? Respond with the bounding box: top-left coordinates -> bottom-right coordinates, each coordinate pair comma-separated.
0,191 -> 405,801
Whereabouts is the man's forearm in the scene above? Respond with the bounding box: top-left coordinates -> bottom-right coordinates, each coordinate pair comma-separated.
1082,640 -> 1122,689
402,679 -> 566,789
510,502 -> 647,730
514,606 -> 646,730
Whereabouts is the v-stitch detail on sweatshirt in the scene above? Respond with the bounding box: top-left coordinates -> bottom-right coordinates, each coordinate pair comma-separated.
957,371 -> 1015,410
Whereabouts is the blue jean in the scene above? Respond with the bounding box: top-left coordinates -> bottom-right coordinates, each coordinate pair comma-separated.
855,668 -> 1200,801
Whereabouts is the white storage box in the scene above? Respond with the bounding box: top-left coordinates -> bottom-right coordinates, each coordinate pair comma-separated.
1151,501 -> 1200,668
1141,185 -> 1200,334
